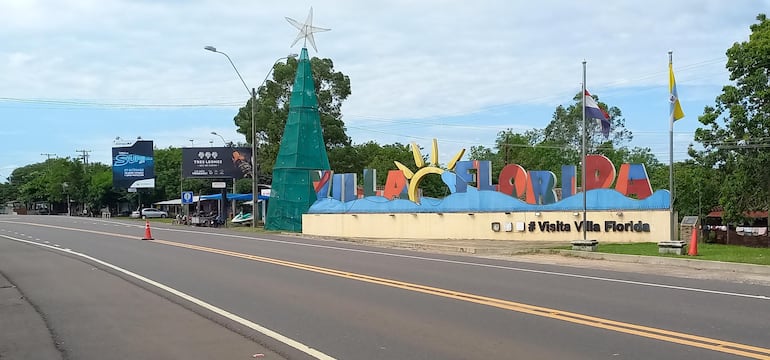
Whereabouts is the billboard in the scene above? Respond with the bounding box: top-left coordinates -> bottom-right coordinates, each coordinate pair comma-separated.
112,140 -> 155,189
182,147 -> 253,179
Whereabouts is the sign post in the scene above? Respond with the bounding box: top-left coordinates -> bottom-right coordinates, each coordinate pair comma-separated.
181,190 -> 194,222
212,182 -> 228,227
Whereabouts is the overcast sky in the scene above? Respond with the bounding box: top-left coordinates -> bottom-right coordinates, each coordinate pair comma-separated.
0,0 -> 767,182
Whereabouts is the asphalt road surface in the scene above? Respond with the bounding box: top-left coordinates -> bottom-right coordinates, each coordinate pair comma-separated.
1,215 -> 769,360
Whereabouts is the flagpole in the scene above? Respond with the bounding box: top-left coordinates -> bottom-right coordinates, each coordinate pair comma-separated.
582,60 -> 587,241
668,51 -> 676,241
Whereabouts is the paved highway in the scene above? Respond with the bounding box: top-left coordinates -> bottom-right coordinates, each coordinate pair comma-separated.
1,215 -> 769,359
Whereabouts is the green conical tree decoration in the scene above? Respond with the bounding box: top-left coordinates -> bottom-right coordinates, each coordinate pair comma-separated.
265,48 -> 330,231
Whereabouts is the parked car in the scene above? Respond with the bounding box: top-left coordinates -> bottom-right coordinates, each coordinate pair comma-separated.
130,208 -> 168,219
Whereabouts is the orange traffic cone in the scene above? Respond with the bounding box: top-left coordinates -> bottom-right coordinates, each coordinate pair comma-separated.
687,228 -> 698,256
142,220 -> 154,240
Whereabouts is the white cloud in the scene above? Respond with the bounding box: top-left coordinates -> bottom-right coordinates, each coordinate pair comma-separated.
2,1 -> 763,112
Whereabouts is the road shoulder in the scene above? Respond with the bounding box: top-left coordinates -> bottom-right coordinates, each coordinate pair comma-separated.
0,270 -> 62,360
0,238 -> 286,360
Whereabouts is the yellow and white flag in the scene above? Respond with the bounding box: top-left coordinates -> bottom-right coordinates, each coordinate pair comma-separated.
669,62 -> 684,121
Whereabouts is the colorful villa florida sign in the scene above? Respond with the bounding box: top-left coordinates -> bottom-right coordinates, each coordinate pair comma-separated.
302,139 -> 671,242
308,139 -> 669,213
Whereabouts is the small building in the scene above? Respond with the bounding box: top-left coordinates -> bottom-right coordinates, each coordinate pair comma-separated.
704,210 -> 769,247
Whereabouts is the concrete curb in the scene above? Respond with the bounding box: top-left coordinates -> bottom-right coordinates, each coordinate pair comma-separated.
541,249 -> 770,276
333,238 -> 489,254
304,235 -> 559,256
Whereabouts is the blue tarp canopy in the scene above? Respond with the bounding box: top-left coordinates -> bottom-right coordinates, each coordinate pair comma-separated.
199,193 -> 269,201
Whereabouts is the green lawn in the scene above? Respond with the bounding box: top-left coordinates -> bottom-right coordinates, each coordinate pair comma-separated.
594,242 -> 770,266
226,225 -> 281,234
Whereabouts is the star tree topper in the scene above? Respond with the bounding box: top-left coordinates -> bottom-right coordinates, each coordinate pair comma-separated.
286,7 -> 330,52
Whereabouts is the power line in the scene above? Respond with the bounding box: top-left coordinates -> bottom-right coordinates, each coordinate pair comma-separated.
0,97 -> 242,109
0,55 -> 741,113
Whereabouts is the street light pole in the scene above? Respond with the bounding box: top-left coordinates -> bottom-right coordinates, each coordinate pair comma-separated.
210,131 -> 228,147
251,87 -> 257,226
40,153 -> 56,215
62,182 -> 70,216
205,46 -> 297,228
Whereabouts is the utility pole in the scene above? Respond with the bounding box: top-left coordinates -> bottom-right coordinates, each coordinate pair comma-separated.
75,149 -> 92,165
505,132 -> 511,165
40,153 -> 56,215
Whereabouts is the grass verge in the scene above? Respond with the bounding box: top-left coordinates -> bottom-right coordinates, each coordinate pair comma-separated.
129,217 -> 282,233
595,242 -> 770,266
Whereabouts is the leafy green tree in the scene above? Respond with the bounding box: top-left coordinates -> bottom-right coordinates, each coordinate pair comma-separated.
356,142 -> 415,185
343,141 -> 450,198
10,160 -> 74,210
153,147 -> 182,202
468,95 -> 663,196
47,158 -> 85,205
7,158 -> 95,213
232,56 -> 352,185
493,131 -> 532,177
9,163 -> 47,206
691,13 -> 770,224
328,145 -> 363,176
540,93 -> 633,154
83,163 -> 121,212
468,145 -> 495,162
675,161 -> 720,220
0,182 -> 14,204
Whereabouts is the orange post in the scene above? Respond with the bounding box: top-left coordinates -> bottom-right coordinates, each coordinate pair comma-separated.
142,220 -> 154,240
687,227 -> 698,256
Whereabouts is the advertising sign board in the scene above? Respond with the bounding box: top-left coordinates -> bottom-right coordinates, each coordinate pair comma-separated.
182,147 -> 253,179
112,140 -> 155,189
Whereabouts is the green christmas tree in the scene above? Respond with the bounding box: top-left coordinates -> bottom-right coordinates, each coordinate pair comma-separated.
265,47 -> 331,231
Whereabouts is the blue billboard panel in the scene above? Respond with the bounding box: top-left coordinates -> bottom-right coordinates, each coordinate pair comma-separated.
112,140 -> 155,189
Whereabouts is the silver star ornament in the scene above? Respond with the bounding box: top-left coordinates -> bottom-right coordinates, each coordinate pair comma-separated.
286,7 -> 330,52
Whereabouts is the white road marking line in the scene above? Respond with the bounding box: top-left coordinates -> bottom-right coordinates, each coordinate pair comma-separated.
0,234 -> 337,360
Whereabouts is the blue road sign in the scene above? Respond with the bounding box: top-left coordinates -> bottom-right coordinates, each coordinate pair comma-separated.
181,191 -> 194,204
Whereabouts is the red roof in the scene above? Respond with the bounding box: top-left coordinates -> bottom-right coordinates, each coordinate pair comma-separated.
707,211 -> 768,218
